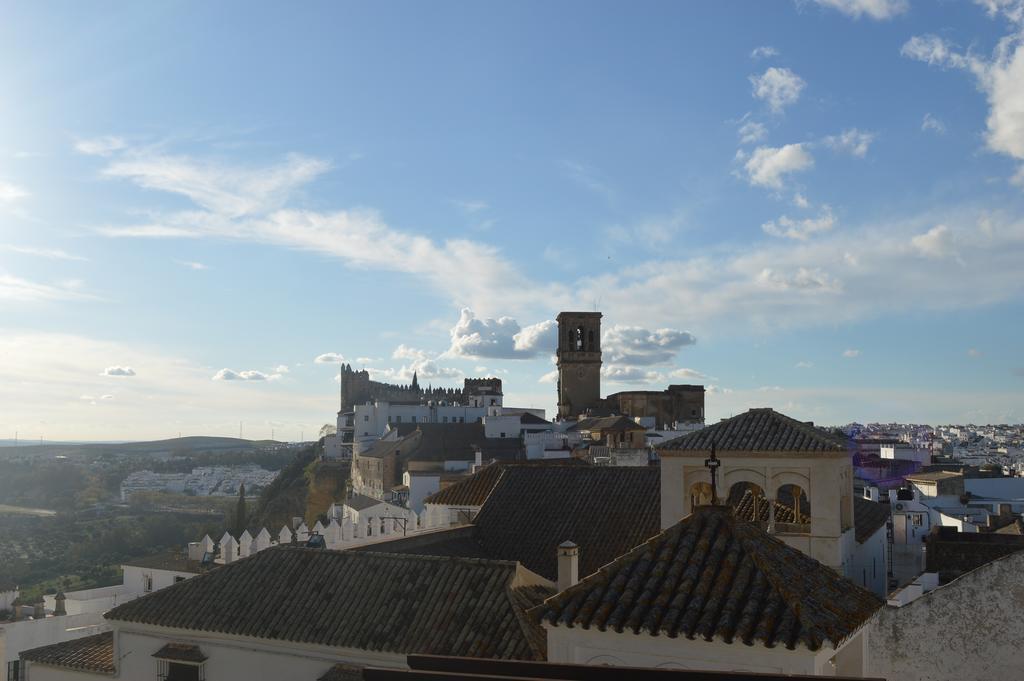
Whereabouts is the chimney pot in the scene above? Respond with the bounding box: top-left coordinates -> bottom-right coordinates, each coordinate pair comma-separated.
557,540 -> 579,592
54,592 -> 66,616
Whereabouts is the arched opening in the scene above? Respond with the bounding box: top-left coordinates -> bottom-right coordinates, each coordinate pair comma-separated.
728,481 -> 768,528
776,484 -> 811,534
575,326 -> 585,351
689,481 -> 713,508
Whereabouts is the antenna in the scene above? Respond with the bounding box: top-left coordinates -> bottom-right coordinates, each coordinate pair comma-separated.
239,421 -> 243,439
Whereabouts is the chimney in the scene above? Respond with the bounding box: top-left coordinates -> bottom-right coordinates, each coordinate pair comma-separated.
33,601 -> 45,619
557,541 -> 579,592
54,592 -> 66,616
474,448 -> 482,469
187,542 -> 203,561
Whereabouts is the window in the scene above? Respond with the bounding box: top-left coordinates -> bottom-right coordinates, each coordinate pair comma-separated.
490,399 -> 496,406
157,660 -> 204,681
144,573 -> 153,592
395,416 -> 402,423
363,415 -> 369,422
500,432 -> 506,438
442,416 -> 448,423
8,660 -> 21,681
912,514 -> 924,527
411,416 -> 417,423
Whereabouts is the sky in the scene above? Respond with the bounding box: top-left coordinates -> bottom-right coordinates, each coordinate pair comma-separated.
1,0 -> 1023,441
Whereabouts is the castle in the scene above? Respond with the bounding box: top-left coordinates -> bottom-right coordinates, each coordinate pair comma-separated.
338,363 -> 502,412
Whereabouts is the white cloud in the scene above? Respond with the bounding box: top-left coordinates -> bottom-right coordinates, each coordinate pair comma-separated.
757,267 -> 841,292
273,365 -> 289,374
446,308 -> 556,359
793,193 -> 810,208
602,326 -> 697,366
823,128 -> 876,157
809,0 -> 909,20
74,136 -> 127,156
762,206 -> 837,240
795,361 -> 814,368
538,370 -> 559,384
744,144 -> 814,188
967,348 -> 983,357
0,181 -> 28,203
0,244 -> 85,261
175,260 -> 208,270
102,152 -> 330,218
601,365 -> 663,383
911,224 -> 955,258
750,46 -> 779,59
368,345 -> 462,383
921,113 -> 947,135
843,349 -> 861,358
97,147 -> 566,316
451,199 -> 488,214
900,35 -> 971,69
102,366 -> 136,377
314,352 -> 345,364
750,67 -> 806,113
738,120 -> 768,144
212,368 -> 270,381
974,0 -> 1024,23
668,368 -> 709,381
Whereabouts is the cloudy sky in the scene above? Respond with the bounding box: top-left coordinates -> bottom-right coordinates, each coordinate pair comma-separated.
2,0 -> 1023,440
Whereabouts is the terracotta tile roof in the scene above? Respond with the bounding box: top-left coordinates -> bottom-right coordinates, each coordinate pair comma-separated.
106,546 -> 550,660
731,489 -> 803,525
530,506 -> 881,651
658,409 -> 846,453
472,466 -> 661,582
423,459 -> 589,508
152,643 -> 207,663
853,497 -> 890,544
20,631 -> 115,674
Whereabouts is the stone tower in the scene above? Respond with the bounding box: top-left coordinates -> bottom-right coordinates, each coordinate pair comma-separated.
556,311 -> 602,419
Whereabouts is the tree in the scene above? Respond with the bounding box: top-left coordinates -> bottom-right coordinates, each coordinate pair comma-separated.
319,423 -> 336,439
234,483 -> 247,535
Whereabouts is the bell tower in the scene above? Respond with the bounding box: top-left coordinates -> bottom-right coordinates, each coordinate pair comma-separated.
556,311 -> 602,419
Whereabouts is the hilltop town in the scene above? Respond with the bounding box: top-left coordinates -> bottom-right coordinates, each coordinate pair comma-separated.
3,311 -> 1023,681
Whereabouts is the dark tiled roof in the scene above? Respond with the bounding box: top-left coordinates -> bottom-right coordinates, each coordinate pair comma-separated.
472,466 -> 661,581
731,489 -> 803,525
106,546 -> 550,660
658,409 -> 846,453
423,460 -> 588,508
369,424 -> 522,463
994,518 -> 1024,535
519,412 -> 552,426
355,525 -> 492,559
345,493 -> 386,511
424,462 -> 508,507
21,631 -> 115,674
853,497 -> 890,544
530,506 -> 881,651
570,416 -> 646,433
152,643 -> 207,663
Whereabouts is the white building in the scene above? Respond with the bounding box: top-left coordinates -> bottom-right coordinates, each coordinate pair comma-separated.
531,505 -> 879,677
20,548 -> 552,681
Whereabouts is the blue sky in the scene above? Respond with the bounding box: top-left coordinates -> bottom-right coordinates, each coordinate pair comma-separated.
1,0 -> 1023,440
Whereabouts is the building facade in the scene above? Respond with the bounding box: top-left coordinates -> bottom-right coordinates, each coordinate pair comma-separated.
555,312 -> 603,419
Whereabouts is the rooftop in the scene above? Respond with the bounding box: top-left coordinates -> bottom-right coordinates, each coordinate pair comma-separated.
106,546 -> 551,660
853,497 -> 891,544
20,631 -> 115,675
345,492 -> 387,511
423,459 -> 588,508
658,408 -> 846,454
123,549 -> 212,574
905,471 -> 963,482
530,506 -> 881,651
570,415 -> 646,433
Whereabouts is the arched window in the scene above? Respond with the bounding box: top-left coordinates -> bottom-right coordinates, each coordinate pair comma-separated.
588,329 -> 595,350
776,484 -> 811,534
575,326 -> 585,351
728,482 -> 768,526
689,481 -> 713,508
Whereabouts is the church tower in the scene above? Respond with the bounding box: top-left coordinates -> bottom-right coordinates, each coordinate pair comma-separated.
556,311 -> 602,419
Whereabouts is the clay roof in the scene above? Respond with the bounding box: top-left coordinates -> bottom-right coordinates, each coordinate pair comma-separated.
658,409 -> 846,453
570,416 -> 646,433
371,424 -> 522,463
530,506 -> 881,651
423,459 -> 589,508
345,493 -> 387,511
853,497 -> 890,544
20,631 -> 115,674
105,546 -> 550,660
472,466 -> 661,581
152,643 -> 207,663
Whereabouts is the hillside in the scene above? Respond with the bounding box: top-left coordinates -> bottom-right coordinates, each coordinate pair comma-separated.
249,442 -> 350,531
0,436 -> 288,461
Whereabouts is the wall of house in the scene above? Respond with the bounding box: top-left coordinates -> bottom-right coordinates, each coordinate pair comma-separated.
0,591 -> 17,612
121,566 -> 195,596
109,625 -> 406,681
849,525 -> 888,597
544,625 -> 856,676
0,613 -> 107,681
867,551 -> 1024,681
